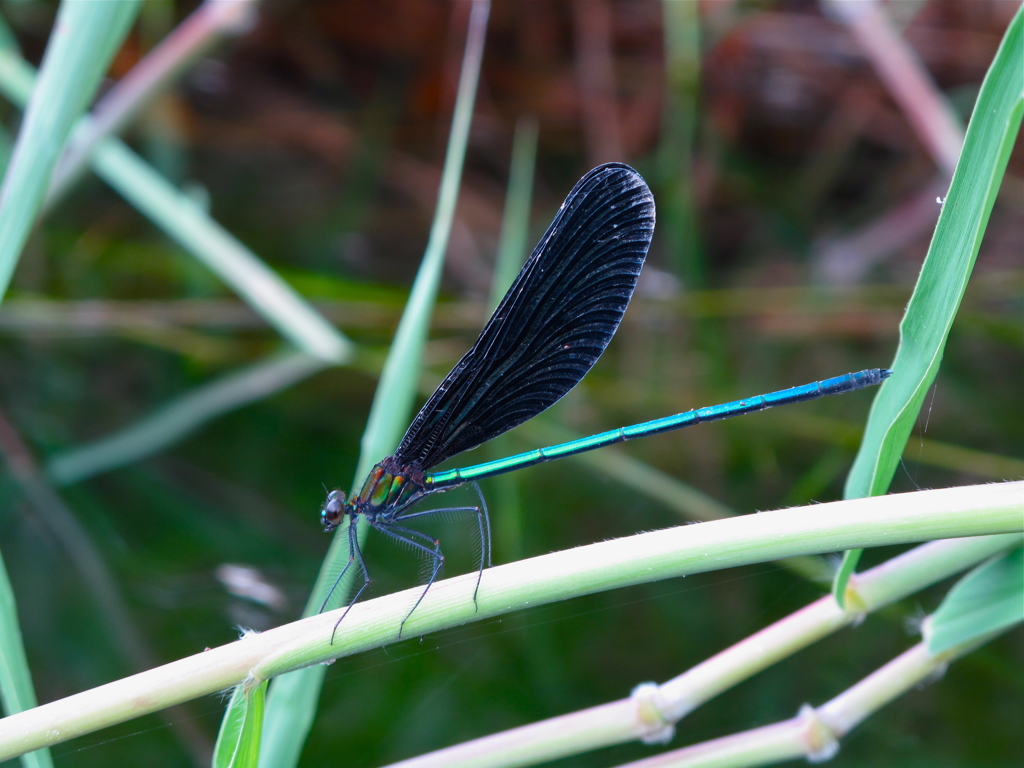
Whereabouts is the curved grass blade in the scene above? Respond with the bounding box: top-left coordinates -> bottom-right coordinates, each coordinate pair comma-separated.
0,548 -> 53,768
44,0 -> 259,209
0,26 -> 349,362
212,680 -> 267,768
836,6 -> 1023,598
0,2 -> 140,302
45,351 -> 327,486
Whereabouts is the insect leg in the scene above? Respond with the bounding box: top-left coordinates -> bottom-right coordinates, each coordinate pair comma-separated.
327,516 -> 372,644
373,522 -> 445,638
396,493 -> 491,611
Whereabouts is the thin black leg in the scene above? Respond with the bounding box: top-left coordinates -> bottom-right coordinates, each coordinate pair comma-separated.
328,517 -> 372,644
374,522 -> 445,638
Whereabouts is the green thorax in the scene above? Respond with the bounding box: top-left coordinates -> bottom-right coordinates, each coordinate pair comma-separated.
354,456 -> 429,517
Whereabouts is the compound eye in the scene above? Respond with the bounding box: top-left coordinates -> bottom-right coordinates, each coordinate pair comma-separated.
321,490 -> 346,531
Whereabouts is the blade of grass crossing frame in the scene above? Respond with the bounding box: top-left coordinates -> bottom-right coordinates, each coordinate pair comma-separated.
0,28 -> 349,362
0,1 -> 140,302
43,1 -> 260,209
657,0 -> 702,283
489,115 -> 538,309
0,549 -> 53,768
486,114 -> 538,563
45,351 -> 329,486
88,140 -> 349,361
248,4 -> 491,768
212,680 -> 267,768
836,7 -> 1023,601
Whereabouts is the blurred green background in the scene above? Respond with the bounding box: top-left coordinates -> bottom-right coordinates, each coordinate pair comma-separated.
0,1 -> 1020,766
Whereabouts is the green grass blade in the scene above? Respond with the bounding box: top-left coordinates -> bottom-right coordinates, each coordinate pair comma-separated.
45,351 -> 328,485
489,115 -> 538,310
252,5 -> 491,767
845,5 -> 1023,498
0,40 -> 350,362
0,549 -> 53,768
0,1 -> 141,301
657,0 -> 702,283
44,0 -> 259,208
836,6 -> 1024,596
928,545 -> 1024,654
212,680 -> 268,768
87,140 -> 349,362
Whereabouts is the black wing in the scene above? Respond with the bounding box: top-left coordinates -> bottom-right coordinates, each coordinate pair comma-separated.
393,163 -> 655,470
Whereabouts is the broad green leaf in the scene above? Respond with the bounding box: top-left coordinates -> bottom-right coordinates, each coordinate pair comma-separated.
836,5 -> 1024,598
928,546 -> 1024,654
